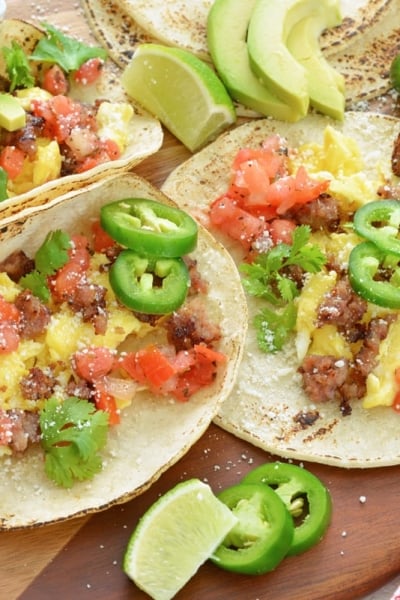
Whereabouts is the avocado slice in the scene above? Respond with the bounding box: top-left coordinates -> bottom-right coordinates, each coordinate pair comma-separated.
247,0 -> 342,115
207,0 -> 303,122
0,93 -> 26,131
287,15 -> 345,120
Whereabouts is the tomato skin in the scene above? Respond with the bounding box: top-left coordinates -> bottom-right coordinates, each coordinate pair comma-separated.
73,58 -> 104,85
42,65 -> 69,96
268,219 -> 297,245
210,196 -> 266,250
93,386 -> 120,425
0,322 -> 20,354
50,234 -> 90,301
172,344 -> 226,402
210,138 -> 330,247
72,346 -> 115,383
0,294 -> 21,354
0,146 -> 25,180
119,343 -> 225,401
91,219 -> 116,252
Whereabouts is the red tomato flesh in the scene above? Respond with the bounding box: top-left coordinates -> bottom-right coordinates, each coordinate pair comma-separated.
73,346 -> 115,383
0,146 -> 25,180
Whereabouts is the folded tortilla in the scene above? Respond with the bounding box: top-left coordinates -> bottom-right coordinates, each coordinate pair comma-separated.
81,0 -> 400,108
0,19 -> 163,221
0,172 -> 247,529
162,111 -> 400,468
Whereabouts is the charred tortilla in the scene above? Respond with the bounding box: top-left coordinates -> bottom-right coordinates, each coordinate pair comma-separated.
0,172 -> 247,529
162,111 -> 400,468
0,19 -> 163,221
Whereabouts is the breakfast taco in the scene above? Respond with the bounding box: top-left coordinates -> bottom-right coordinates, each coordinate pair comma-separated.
162,110 -> 400,468
0,172 -> 247,529
81,0 -> 400,108
0,19 -> 163,220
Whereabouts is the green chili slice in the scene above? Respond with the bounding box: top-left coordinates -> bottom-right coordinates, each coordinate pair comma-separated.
243,462 -> 332,556
109,249 -> 190,314
100,197 -> 198,257
353,200 -> 400,256
211,482 -> 294,575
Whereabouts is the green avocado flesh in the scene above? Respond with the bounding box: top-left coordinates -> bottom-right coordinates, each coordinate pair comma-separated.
0,93 -> 26,131
207,0 -> 303,122
246,0 -> 343,116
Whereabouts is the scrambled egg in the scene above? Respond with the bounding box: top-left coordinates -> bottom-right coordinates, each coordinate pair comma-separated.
294,126 -> 399,409
0,253 -> 149,413
291,126 -> 381,212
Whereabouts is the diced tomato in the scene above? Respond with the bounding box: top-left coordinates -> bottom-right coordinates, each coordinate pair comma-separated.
101,139 -> 121,161
193,343 -> 226,365
0,295 -> 21,354
118,352 -> 147,385
392,392 -> 400,413
172,344 -> 226,402
136,346 -> 177,389
0,146 -> 25,180
267,219 -> 297,245
50,234 -> 90,301
267,167 -> 330,214
73,346 -> 115,383
209,196 -> 266,251
42,65 -> 69,96
0,322 -> 20,354
0,295 -> 20,324
93,385 -> 120,425
32,95 -> 84,143
91,219 -> 115,252
73,58 -> 104,85
0,411 -> 13,445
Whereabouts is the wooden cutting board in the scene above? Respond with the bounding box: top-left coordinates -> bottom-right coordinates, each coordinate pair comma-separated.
3,1 -> 400,599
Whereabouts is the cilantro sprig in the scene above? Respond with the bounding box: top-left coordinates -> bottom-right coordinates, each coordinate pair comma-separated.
0,167 -> 8,202
2,40 -> 35,91
40,396 -> 109,488
20,230 -> 71,301
30,22 -> 107,73
240,225 -> 326,353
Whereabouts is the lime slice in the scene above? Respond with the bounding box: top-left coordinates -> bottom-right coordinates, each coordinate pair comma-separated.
123,478 -> 237,600
121,43 -> 236,152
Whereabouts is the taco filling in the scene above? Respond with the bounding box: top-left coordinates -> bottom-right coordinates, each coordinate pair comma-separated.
162,113 -> 400,468
205,125 -> 400,416
0,22 -> 135,199
0,199 -> 227,488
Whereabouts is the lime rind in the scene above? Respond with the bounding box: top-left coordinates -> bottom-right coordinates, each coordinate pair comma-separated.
122,43 -> 236,152
123,478 -> 237,600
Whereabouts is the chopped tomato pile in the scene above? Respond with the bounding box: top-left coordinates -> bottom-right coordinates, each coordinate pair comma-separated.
209,135 -> 329,252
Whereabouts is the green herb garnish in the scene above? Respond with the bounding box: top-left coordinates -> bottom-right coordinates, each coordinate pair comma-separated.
0,167 -> 8,201
240,225 -> 326,352
40,396 -> 109,488
20,230 -> 71,301
2,40 -> 35,91
30,22 -> 107,73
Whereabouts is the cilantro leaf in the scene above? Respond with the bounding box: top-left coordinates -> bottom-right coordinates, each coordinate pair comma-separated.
19,271 -> 50,302
30,23 -> 108,73
35,230 -> 71,275
240,225 -> 326,353
254,302 -> 297,353
2,41 -> 35,91
40,396 -> 109,488
19,230 -> 71,301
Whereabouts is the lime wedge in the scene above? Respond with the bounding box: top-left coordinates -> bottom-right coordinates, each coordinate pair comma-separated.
121,43 -> 236,152
123,478 -> 237,600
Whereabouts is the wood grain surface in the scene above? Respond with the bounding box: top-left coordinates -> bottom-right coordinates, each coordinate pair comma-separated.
2,2 -> 400,600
